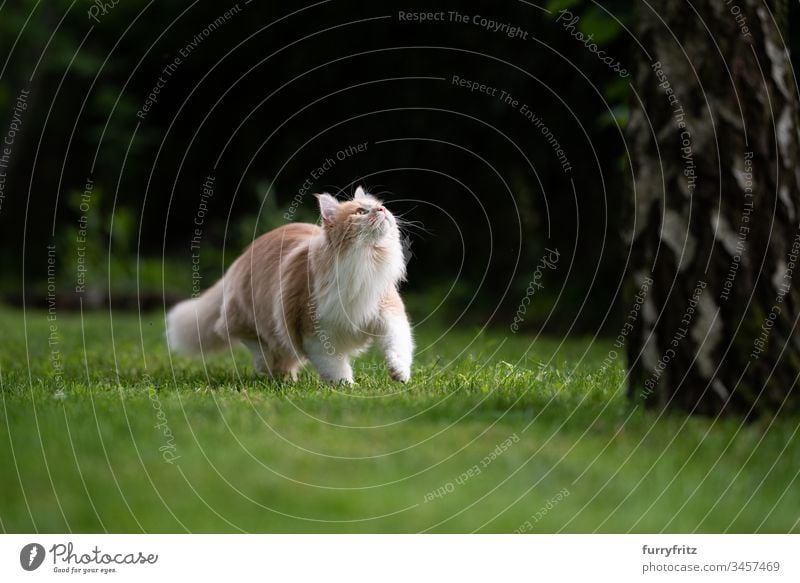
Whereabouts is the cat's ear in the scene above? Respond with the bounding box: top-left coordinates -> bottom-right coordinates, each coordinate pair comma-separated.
316,193 -> 339,224
354,186 -> 367,200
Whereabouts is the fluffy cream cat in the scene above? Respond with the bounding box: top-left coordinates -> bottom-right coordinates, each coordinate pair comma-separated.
167,186 -> 413,384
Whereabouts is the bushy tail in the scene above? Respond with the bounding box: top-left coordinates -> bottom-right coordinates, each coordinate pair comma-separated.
166,280 -> 227,355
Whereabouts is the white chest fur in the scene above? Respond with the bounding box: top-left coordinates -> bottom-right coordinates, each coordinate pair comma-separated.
313,243 -> 402,333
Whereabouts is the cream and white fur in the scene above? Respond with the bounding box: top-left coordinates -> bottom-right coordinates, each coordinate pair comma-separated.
166,186 -> 413,384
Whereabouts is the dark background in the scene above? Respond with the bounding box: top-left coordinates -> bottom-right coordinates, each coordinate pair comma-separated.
0,0 -> 796,333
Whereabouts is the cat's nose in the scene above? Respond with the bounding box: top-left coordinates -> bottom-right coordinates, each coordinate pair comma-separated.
375,206 -> 386,213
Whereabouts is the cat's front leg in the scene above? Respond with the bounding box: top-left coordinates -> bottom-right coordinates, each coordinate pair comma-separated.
303,336 -> 354,384
377,313 -> 414,383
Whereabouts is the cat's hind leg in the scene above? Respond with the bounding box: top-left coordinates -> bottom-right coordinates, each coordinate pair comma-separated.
243,339 -> 299,382
272,354 -> 303,381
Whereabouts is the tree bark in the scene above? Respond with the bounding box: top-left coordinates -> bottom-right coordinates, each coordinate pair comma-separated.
626,0 -> 800,416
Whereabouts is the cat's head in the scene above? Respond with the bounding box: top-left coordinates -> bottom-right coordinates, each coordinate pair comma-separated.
316,186 -> 400,247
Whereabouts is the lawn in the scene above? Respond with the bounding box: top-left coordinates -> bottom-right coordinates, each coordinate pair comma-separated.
1,306 -> 798,533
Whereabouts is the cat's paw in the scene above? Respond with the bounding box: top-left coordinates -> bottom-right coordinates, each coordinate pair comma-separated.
325,375 -> 354,385
389,366 -> 410,383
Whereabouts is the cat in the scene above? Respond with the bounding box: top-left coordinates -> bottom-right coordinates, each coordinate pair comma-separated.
166,186 -> 413,384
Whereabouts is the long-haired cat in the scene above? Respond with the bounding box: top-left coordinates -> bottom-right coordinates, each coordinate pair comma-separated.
166,186 -> 413,384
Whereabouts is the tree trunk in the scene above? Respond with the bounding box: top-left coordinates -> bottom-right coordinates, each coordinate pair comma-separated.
626,0 -> 800,416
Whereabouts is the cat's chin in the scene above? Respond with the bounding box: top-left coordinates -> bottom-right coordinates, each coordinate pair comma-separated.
369,213 -> 398,238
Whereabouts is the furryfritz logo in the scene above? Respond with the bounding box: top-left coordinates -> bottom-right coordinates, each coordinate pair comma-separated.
20,543 -> 46,571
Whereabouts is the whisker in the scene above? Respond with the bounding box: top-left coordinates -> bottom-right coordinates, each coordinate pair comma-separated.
395,218 -> 431,237
392,205 -> 420,218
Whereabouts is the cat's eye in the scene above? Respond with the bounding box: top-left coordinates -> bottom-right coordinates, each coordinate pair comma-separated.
355,208 -> 368,215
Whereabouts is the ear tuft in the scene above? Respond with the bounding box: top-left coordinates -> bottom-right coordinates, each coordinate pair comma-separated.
354,186 -> 367,200
316,193 -> 339,224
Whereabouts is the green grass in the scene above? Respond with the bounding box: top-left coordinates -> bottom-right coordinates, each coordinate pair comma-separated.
1,306 -> 798,533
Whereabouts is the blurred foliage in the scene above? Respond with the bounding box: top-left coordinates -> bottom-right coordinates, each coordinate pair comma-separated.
13,0 -> 793,332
